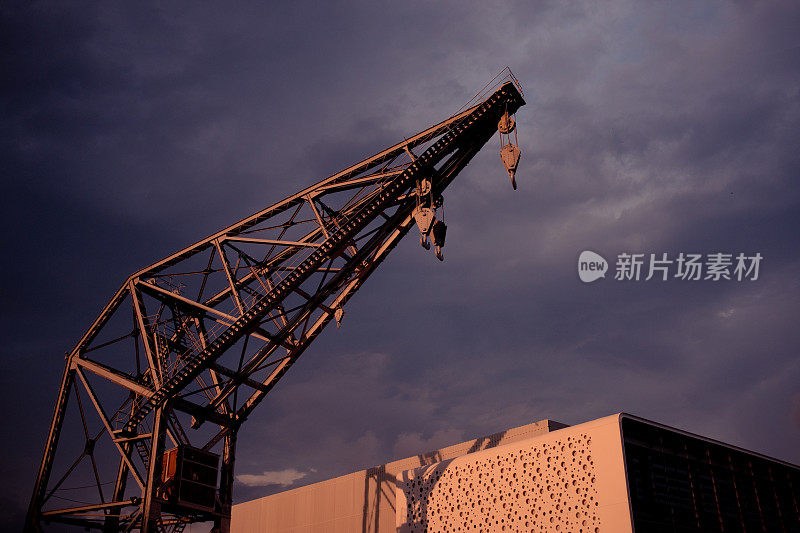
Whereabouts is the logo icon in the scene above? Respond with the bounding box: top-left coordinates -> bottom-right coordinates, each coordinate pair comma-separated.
578,251 -> 608,283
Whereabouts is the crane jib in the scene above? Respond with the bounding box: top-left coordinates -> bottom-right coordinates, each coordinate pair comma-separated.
27,78 -> 525,532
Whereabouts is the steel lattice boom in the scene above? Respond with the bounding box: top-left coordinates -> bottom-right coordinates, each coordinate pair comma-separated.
26,76 -> 525,532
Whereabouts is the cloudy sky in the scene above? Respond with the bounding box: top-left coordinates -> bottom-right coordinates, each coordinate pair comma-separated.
2,0 -> 799,527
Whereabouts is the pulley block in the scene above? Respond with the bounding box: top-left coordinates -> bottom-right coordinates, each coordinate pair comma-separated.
498,113 -> 516,134
413,206 -> 435,235
500,143 -> 521,190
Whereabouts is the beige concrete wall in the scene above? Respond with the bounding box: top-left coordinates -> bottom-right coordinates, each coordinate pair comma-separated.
232,470 -> 367,532
231,419 -> 566,532
396,414 -> 632,533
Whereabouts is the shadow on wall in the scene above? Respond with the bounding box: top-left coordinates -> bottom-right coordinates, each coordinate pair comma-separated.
361,430 -> 508,533
395,460 -> 453,532
361,464 -> 395,533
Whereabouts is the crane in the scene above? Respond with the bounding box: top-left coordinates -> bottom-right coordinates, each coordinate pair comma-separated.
26,72 -> 525,532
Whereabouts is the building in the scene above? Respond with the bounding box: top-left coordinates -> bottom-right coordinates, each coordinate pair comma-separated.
231,413 -> 800,532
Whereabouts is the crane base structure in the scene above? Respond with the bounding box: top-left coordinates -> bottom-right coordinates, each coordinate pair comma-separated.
26,72 -> 525,532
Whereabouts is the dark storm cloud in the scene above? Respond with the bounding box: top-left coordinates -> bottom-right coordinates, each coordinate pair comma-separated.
2,0 -> 799,525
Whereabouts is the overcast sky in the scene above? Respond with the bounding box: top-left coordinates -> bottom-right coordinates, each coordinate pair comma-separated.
2,1 -> 799,527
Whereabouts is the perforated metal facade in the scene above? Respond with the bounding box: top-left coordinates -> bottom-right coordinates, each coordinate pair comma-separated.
396,415 -> 631,533
398,432 -> 600,532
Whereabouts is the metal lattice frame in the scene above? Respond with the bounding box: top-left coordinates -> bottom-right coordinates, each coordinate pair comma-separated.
26,78 -> 525,532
